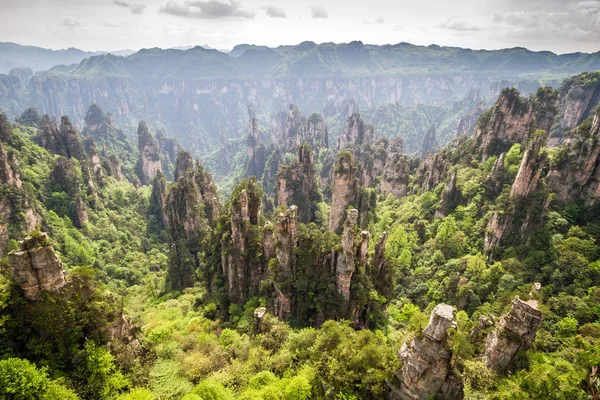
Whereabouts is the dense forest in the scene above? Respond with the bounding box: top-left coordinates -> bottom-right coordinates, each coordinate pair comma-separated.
2,69 -> 600,399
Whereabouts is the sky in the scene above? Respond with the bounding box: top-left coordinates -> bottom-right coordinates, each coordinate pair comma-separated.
1,0 -> 600,54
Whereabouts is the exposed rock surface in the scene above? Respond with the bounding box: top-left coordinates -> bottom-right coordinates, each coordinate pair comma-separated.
278,105 -> 329,154
336,113 -> 376,150
136,121 -> 162,185
484,297 -> 543,373
221,178 -> 264,305
329,151 -> 359,232
276,144 -> 321,223
246,113 -> 268,179
419,125 -> 437,159
0,141 -> 22,189
510,131 -> 548,197
414,153 -> 447,192
336,209 -> 358,311
39,115 -> 87,160
393,304 -> 464,400
548,111 -> 600,204
381,139 -> 409,198
164,152 -> 216,291
7,232 -> 66,300
473,87 -> 557,159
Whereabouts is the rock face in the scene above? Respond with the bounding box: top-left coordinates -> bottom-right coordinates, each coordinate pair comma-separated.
164,152 -> 217,291
272,205 -> 298,319
221,178 -> 264,305
277,105 -> 329,154
455,103 -> 486,138
39,115 -> 87,160
0,141 -> 22,189
552,73 -> 600,137
136,121 -> 162,185
7,232 -> 66,300
419,125 -> 437,159
276,144 -> 321,223
414,153 -> 447,192
487,153 -> 506,196
394,304 -> 464,400
336,113 -> 376,150
548,111 -> 600,204
336,209 -> 358,311
510,131 -> 548,197
381,138 -> 409,198
329,151 -> 359,232
473,87 -> 557,159
246,113 -> 268,179
484,297 -> 543,373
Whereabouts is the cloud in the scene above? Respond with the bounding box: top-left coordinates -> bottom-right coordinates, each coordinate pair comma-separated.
492,5 -> 600,43
440,17 -> 482,31
113,0 -> 147,14
61,17 -> 80,28
364,17 -> 385,25
310,6 -> 328,19
262,5 -> 286,18
159,0 -> 255,19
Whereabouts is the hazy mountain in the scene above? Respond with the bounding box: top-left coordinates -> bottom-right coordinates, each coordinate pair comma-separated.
1,40 -> 600,156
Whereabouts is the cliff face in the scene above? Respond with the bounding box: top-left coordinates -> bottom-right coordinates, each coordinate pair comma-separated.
473,87 -> 557,159
419,125 -> 437,159
7,232 -> 66,300
393,304 -> 464,400
336,113 -> 376,150
548,111 -> 600,204
329,151 -> 359,232
552,73 -> 600,137
39,115 -> 87,160
0,141 -> 22,189
381,138 -> 409,198
246,114 -> 268,179
275,144 -> 321,223
222,179 -> 264,304
484,297 -> 543,373
510,131 -> 548,197
272,205 -> 298,319
414,153 -> 447,193
136,121 -> 162,185
336,209 -> 358,313
164,152 -> 216,291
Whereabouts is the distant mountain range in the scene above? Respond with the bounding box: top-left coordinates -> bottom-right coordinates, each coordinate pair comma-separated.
2,40 -> 600,156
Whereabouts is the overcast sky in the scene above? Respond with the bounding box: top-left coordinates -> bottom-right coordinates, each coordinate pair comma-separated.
1,0 -> 599,54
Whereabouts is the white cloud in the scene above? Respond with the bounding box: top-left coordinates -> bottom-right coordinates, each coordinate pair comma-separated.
310,6 -> 328,19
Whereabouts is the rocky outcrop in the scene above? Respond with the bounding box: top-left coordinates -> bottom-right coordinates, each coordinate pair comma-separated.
336,209 -> 358,311
473,87 -> 557,159
272,205 -> 298,319
0,141 -> 22,189
246,113 -> 268,179
484,297 -> 543,373
0,224 -> 8,258
455,103 -> 486,138
148,171 -> 168,232
74,193 -> 89,227
275,144 -> 321,223
486,152 -> 506,196
510,130 -> 547,197
336,113 -> 376,150
329,151 -> 359,232
552,72 -> 600,137
547,111 -> 600,204
414,153 -> 447,192
393,304 -> 464,400
221,179 -> 264,304
381,144 -> 410,198
106,154 -> 123,180
419,125 -> 437,159
278,105 -> 329,154
136,121 -> 162,185
39,115 -> 87,160
164,154 -> 216,291
7,232 -> 66,300
440,169 -> 460,216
